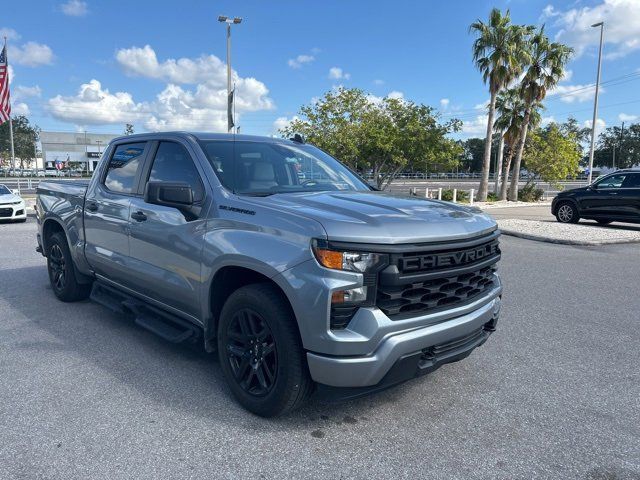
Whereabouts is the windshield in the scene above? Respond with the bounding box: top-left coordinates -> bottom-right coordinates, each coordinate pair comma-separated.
199,140 -> 371,195
0,185 -> 10,195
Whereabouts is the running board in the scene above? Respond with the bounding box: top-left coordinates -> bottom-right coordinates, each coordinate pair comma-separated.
90,282 -> 200,343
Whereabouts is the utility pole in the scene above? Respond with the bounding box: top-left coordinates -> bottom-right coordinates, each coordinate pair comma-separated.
618,121 -> 625,170
218,15 -> 242,133
587,22 -> 604,185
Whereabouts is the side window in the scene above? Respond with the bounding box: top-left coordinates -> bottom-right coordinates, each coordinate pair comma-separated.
622,173 -> 640,188
148,142 -> 204,202
596,174 -> 626,189
104,142 -> 147,194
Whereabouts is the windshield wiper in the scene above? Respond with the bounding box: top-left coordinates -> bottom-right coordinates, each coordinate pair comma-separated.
239,191 -> 276,197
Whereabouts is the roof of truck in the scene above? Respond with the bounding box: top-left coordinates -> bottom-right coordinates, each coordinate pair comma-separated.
110,132 -> 298,145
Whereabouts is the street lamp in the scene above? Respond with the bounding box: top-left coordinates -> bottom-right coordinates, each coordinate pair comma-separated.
587,21 -> 604,185
218,15 -> 242,133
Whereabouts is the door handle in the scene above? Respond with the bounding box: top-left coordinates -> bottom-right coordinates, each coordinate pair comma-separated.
609,192 -> 619,195
131,211 -> 148,222
86,201 -> 98,212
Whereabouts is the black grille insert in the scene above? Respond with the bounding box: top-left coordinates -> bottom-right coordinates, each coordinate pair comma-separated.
0,208 -> 12,218
376,234 -> 499,319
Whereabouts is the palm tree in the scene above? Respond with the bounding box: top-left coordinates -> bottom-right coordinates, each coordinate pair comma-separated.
470,9 -> 529,202
508,28 -> 573,201
494,88 -> 541,200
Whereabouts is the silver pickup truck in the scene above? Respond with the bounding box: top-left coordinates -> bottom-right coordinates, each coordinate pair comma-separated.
36,132 -> 502,416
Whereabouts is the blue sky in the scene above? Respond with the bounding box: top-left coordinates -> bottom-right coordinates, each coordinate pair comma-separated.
4,0 -> 640,138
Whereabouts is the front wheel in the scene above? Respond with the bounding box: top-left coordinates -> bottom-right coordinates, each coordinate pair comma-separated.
217,283 -> 313,417
555,202 -> 579,224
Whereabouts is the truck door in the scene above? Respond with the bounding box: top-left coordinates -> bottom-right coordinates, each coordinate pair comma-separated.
84,141 -> 149,286
127,140 -> 209,320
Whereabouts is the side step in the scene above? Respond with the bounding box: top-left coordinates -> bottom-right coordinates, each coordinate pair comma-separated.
90,282 -> 200,343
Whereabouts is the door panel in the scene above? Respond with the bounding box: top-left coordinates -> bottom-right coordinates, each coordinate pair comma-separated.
84,142 -> 148,285
128,199 -> 206,318
126,141 -> 208,319
84,186 -> 131,283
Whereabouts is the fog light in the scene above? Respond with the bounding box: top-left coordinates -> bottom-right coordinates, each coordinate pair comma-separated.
331,286 -> 368,304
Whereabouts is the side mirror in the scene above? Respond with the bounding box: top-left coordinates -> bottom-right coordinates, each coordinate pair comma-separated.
145,181 -> 194,208
589,183 -> 597,190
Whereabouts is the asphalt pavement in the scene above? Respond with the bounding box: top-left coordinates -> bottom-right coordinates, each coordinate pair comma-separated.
1,219 -> 639,479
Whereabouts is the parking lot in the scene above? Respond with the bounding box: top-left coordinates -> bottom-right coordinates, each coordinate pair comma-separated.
1,218 -> 639,479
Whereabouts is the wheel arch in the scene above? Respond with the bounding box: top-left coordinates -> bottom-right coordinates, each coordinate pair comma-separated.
205,264 -> 299,352
552,197 -> 578,215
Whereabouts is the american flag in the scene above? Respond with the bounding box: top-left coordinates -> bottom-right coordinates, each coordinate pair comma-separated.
0,43 -> 11,125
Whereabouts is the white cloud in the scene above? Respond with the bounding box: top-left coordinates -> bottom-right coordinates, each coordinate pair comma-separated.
287,54 -> 314,69
116,45 -> 227,84
48,47 -> 274,132
0,28 -> 20,40
583,118 -> 606,138
548,83 -> 603,103
461,115 -> 489,137
13,85 -> 42,101
440,98 -> 450,109
272,115 -> 300,134
61,0 -> 88,16
561,69 -> 573,82
545,0 -> 640,59
541,115 -> 556,126
48,79 -> 145,125
11,41 -> 54,67
619,113 -> 638,122
12,102 -> 30,116
373,79 -> 385,86
365,91 -> 405,105
328,67 -> 350,80
474,101 -> 488,110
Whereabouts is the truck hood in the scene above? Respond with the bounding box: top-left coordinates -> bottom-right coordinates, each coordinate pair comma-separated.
242,191 -> 497,244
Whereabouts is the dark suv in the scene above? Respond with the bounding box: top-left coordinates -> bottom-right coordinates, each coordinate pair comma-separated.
552,169 -> 640,224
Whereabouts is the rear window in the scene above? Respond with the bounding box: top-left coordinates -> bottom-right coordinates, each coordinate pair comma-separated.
622,173 -> 640,188
104,142 -> 146,194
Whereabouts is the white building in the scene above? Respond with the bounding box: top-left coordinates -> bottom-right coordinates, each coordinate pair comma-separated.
39,131 -> 120,172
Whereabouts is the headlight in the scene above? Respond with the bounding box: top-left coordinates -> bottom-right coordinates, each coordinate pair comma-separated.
12,201 -> 23,205
311,239 -> 382,273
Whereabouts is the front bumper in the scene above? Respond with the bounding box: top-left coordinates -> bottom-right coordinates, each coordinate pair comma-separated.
307,294 -> 501,388
0,203 -> 26,220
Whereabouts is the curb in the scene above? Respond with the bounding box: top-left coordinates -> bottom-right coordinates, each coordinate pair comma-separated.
499,228 -> 640,246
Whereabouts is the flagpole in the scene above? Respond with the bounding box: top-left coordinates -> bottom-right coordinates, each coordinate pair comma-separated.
4,36 -> 15,171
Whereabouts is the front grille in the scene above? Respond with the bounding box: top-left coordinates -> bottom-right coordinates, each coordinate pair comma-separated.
0,208 -> 12,218
376,233 -> 500,319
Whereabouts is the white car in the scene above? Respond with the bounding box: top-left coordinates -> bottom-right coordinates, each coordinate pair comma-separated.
0,184 -> 27,222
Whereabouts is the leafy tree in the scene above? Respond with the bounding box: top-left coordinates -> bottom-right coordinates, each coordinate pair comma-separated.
494,87 -> 541,200
508,28 -> 573,200
462,138 -> 485,172
0,115 -> 40,169
470,8 -> 530,201
280,87 -> 461,189
594,123 -> 640,169
124,123 -> 135,135
523,123 -> 581,187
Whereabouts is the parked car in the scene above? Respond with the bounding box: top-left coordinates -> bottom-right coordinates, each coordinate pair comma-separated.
0,184 -> 27,222
552,168 -> 640,224
36,132 -> 502,416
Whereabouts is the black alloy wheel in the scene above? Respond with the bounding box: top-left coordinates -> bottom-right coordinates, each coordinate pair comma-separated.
226,308 -> 278,396
48,244 -> 66,293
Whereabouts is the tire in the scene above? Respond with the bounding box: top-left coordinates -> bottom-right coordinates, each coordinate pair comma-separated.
596,219 -> 613,225
555,202 -> 579,224
217,283 -> 313,417
47,232 -> 91,302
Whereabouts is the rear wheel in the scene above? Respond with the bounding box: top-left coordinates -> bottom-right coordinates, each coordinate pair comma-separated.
555,202 -> 579,224
47,232 -> 91,302
217,283 -> 313,417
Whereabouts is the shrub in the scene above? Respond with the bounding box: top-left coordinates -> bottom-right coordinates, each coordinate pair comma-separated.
441,189 -> 469,202
518,183 -> 544,202
486,192 -> 499,202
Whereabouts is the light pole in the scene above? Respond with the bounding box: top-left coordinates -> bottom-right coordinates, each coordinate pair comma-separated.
587,21 -> 604,185
218,15 -> 242,133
